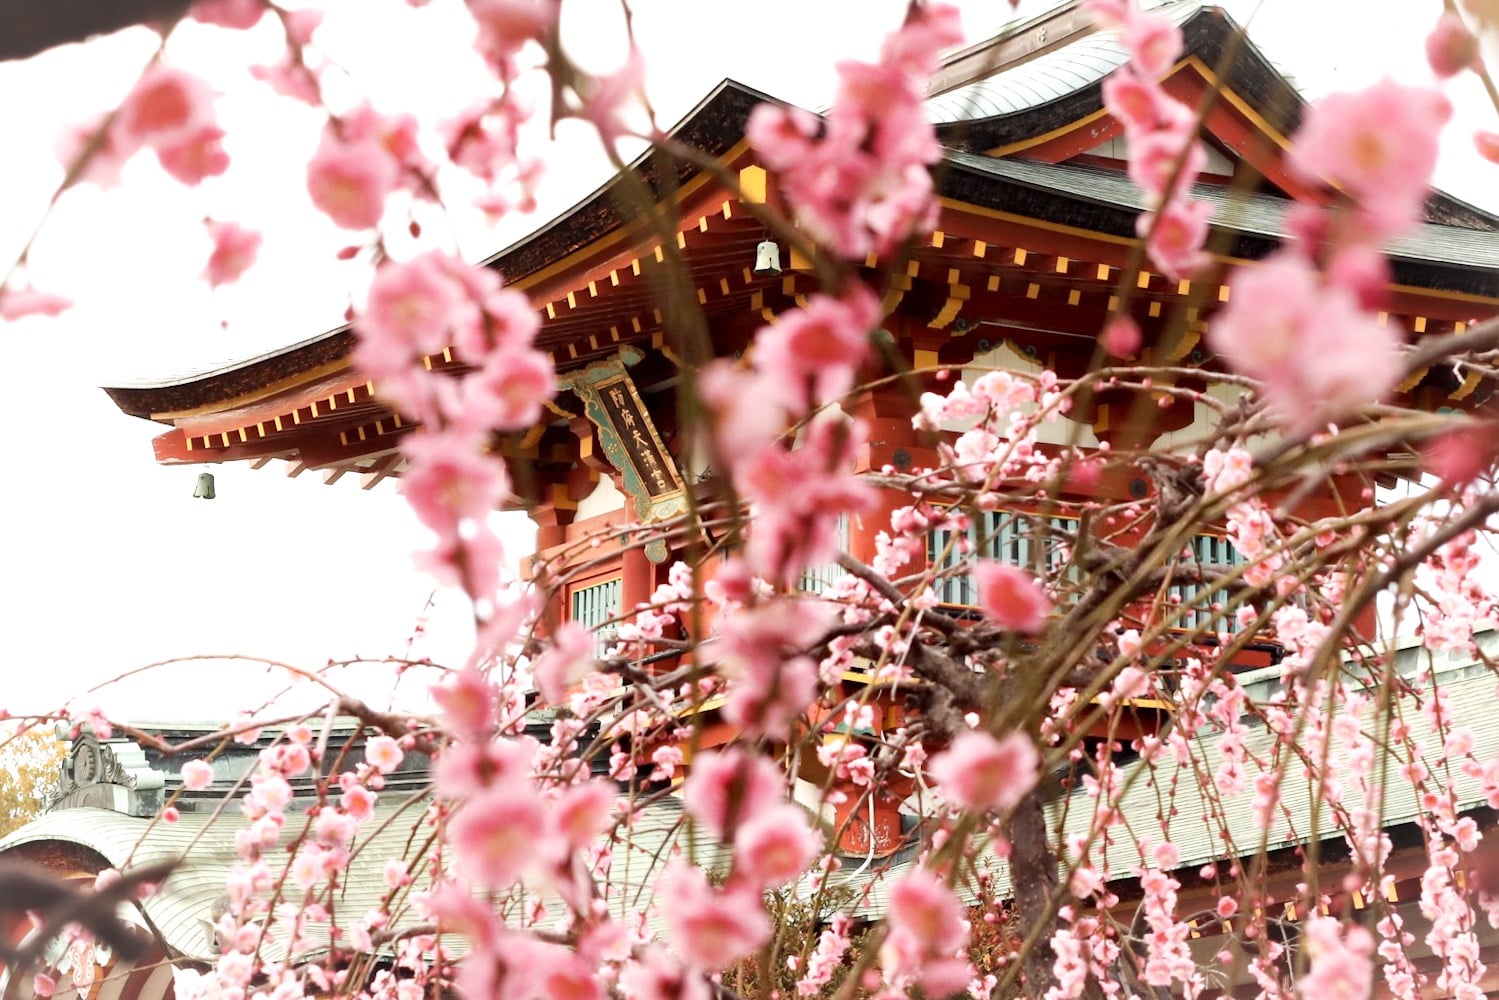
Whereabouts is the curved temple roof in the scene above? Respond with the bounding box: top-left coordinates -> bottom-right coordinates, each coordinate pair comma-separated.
98,2 -> 1499,494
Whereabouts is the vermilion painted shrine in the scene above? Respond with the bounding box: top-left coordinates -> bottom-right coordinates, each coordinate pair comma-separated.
99,0 -> 1499,846
13,3 -> 1497,997
104,3 -> 1499,611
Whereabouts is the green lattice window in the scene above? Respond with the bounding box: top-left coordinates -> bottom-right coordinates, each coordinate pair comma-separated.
570,578 -> 621,655
927,511 -> 1080,607
1166,534 -> 1247,632
799,515 -> 851,595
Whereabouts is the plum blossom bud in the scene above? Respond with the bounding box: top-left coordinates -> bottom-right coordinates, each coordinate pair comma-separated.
1427,12 -> 1479,78
203,220 -> 261,288
1102,314 -> 1142,357
1476,130 -> 1499,164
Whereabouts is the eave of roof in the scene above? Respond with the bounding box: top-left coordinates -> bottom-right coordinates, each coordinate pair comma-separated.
103,79 -> 779,421
100,4 -> 1499,420
930,2 -> 1497,233
940,152 -> 1499,297
930,6 -> 1301,149
478,78 -> 777,287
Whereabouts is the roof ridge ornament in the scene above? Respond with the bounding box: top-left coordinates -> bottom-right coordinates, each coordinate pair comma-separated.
49,734 -> 166,817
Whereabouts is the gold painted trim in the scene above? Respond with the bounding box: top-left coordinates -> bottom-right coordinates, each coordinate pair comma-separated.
149,359 -> 356,422
937,196 -> 1134,248
509,137 -> 753,295
983,56 -> 1293,160
940,198 -> 1499,306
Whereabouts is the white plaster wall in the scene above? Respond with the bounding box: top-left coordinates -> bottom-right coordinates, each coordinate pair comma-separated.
575,474 -> 625,520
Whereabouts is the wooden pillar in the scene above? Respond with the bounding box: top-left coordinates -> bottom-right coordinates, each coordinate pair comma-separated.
529,501 -> 573,553
848,386 -> 935,577
620,517 -> 655,615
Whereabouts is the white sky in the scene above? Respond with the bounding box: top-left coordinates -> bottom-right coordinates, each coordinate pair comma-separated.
0,0 -> 1492,721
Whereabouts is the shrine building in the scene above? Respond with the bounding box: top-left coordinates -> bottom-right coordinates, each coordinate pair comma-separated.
105,1 -> 1499,628
98,0 -> 1499,859
97,0 -> 1499,875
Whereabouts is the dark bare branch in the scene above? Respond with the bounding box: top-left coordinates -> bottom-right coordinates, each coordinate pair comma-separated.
0,0 -> 190,62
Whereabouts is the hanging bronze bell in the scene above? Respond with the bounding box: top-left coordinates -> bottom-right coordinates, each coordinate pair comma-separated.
753,239 -> 782,277
193,472 -> 216,500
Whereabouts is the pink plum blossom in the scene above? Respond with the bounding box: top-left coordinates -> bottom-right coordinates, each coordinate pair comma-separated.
733,803 -> 821,886
735,412 -> 875,582
191,0 -> 267,29
1103,69 -> 1178,133
202,220 -> 261,288
974,562 -> 1052,632
118,66 -> 216,150
1121,11 -> 1184,78
881,867 -> 971,991
619,947 -> 709,1000
430,668 -> 498,739
383,858 -> 410,889
358,253 -> 468,366
364,735 -> 403,774
683,746 -> 785,840
927,729 -> 1039,814
1290,79 -> 1450,239
448,783 -> 553,889
1102,314 -> 1142,357
1477,130 -> 1499,165
1427,12 -> 1479,78
461,348 -> 556,431
469,0 -> 556,63
181,759 -> 215,790
1083,0 -> 1131,28
532,622 -> 598,704
886,868 -> 968,953
249,58 -> 322,105
745,4 -> 959,258
549,780 -> 616,850
696,360 -> 786,460
1126,126 -> 1206,202
444,101 -> 524,181
0,287 -> 72,321
752,285 -> 878,412
400,430 -> 511,538
1139,198 -> 1211,279
307,132 -> 399,230
264,741 -> 310,777
313,809 -> 357,847
1207,251 -> 1401,432
1424,424 -> 1499,487
659,861 -> 770,970
722,652 -> 818,740
577,52 -> 646,143
1301,917 -> 1375,999
157,125 -> 230,185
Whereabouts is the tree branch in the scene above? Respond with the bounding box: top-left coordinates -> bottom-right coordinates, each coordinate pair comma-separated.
0,0 -> 190,62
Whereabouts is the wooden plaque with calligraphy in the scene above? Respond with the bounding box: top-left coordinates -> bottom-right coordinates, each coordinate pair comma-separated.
595,376 -> 678,499
561,347 -> 687,561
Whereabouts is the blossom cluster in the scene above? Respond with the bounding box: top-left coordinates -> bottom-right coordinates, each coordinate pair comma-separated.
1091,0 -> 1213,281
746,3 -> 963,259
1205,72 -> 1450,432
13,4 -> 1499,1000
